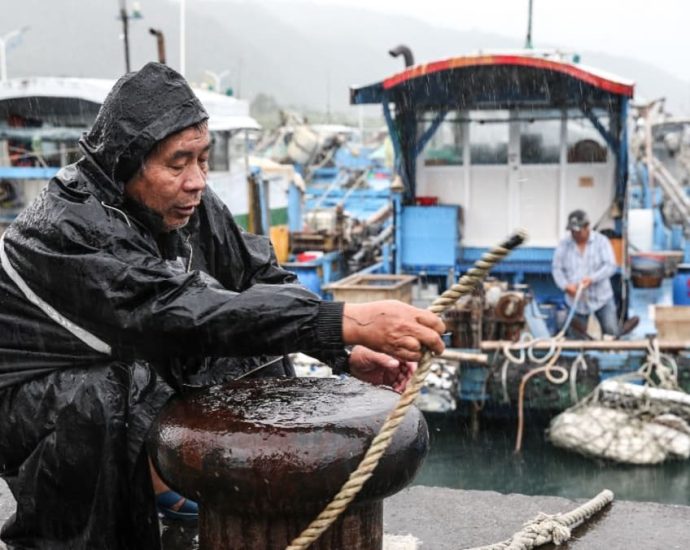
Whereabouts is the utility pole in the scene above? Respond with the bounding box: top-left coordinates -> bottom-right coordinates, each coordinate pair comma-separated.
117,1 -> 142,72
119,0 -> 131,72
525,0 -> 534,49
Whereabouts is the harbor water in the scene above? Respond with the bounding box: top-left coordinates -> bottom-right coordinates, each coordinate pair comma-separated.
414,414 -> 690,506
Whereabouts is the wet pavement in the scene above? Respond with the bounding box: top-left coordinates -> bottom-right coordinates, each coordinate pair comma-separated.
386,486 -> 690,549
1,478 -> 689,549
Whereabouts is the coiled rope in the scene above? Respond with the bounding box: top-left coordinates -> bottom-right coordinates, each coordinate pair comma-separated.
502,283 -> 584,367
504,284 -> 585,453
466,489 -> 614,550
286,230 -> 528,550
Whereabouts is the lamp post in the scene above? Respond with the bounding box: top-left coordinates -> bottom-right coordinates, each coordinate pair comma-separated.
117,1 -> 142,73
0,26 -> 30,83
204,69 -> 229,92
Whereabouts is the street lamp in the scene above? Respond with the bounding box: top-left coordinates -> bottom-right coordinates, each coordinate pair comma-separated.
204,69 -> 230,93
0,26 -> 30,83
117,0 -> 143,73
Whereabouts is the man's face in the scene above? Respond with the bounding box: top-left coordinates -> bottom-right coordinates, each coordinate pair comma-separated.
125,125 -> 211,231
571,225 -> 590,244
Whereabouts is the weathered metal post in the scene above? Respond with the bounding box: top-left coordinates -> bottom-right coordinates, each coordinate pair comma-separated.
150,377 -> 429,549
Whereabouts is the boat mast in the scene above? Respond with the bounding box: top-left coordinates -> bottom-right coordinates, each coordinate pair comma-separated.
525,0 -> 534,49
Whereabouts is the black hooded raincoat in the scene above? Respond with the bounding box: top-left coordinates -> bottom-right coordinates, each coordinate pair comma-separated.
0,62 -> 346,549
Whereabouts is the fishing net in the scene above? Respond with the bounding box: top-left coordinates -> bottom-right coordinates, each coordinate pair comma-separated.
548,342 -> 690,464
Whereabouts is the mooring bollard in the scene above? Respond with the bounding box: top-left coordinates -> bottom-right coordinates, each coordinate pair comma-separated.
149,377 -> 429,550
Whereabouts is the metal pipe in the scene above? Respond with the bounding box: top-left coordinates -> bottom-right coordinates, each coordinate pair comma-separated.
148,28 -> 166,64
388,45 -> 414,68
440,349 -> 489,364
481,339 -> 690,351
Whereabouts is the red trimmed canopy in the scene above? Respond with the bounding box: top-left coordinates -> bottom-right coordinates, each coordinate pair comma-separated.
351,53 -> 634,109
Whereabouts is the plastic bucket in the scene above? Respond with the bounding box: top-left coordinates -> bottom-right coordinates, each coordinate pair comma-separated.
672,264 -> 690,305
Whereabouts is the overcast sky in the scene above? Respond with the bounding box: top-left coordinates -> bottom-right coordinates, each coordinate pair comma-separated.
264,0 -> 690,82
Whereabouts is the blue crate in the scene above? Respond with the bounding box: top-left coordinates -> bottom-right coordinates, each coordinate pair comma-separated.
401,205 -> 461,271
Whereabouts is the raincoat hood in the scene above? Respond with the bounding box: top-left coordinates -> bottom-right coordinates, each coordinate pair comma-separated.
79,62 -> 208,194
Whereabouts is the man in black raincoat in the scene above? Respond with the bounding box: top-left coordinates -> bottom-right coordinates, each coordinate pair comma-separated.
0,62 -> 444,549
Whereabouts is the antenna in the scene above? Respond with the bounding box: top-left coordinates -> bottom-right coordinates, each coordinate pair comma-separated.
525,0 -> 534,49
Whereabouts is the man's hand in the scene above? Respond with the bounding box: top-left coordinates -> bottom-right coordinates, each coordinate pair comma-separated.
565,283 -> 578,297
342,300 -> 445,362
581,276 -> 592,289
348,345 -> 416,393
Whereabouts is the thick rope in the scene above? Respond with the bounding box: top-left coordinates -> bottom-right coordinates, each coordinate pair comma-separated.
501,284 -> 585,453
514,356 -> 568,453
466,489 -> 614,550
501,283 -> 584,368
286,230 -> 527,550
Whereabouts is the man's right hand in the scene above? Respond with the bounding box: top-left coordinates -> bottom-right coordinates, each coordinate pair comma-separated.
565,284 -> 578,297
342,300 -> 446,362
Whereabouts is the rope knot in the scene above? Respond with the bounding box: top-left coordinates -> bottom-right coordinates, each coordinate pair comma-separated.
523,513 -> 571,546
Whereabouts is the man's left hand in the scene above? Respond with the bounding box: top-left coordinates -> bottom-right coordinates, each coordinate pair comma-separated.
348,345 -> 417,393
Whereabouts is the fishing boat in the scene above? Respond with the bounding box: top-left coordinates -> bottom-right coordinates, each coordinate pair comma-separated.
346,50 -> 690,426
254,112 -> 395,294
0,76 -> 292,236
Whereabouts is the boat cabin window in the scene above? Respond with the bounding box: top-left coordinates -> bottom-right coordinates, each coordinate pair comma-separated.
229,132 -> 248,166
210,131 -> 250,172
469,110 -> 508,165
421,114 -> 464,166
7,138 -> 80,168
520,118 -> 561,164
567,116 -> 608,163
209,132 -> 229,172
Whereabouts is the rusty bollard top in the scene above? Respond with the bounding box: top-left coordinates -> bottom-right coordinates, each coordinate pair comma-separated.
150,377 -> 429,516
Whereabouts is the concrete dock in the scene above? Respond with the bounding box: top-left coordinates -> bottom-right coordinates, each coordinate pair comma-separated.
385,486 -> 689,549
1,479 -> 688,548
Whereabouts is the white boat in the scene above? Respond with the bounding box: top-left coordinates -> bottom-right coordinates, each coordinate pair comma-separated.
0,76 -> 289,232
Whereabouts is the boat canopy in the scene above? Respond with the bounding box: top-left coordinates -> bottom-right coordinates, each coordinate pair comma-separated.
351,53 -> 634,110
0,76 -> 260,132
0,78 -> 110,126
349,52 -> 634,204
